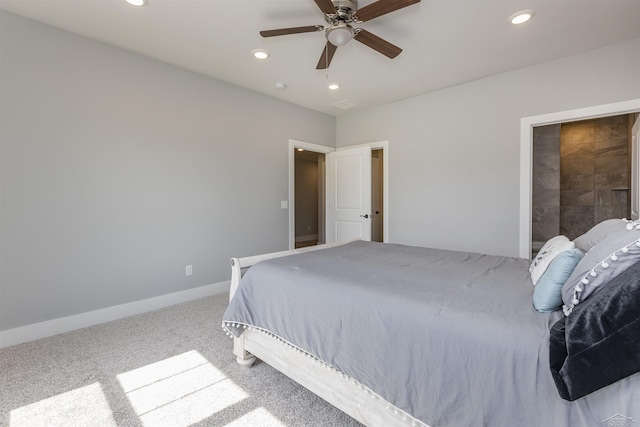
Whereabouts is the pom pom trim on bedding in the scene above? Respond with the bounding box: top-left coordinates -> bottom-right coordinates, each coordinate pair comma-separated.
562,221 -> 640,316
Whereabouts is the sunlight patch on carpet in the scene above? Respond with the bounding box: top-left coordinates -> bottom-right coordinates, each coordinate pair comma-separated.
10,382 -> 117,427
224,407 -> 287,427
117,350 -> 248,426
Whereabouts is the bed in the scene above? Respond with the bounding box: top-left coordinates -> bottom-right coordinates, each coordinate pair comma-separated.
222,224 -> 640,427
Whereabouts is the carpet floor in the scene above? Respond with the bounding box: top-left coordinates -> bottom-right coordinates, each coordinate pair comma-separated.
0,292 -> 362,427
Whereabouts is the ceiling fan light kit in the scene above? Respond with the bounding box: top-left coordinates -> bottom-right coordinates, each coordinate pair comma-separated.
326,23 -> 354,47
260,0 -> 420,69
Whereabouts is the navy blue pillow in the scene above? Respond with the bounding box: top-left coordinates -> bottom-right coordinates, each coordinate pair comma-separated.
550,259 -> 640,400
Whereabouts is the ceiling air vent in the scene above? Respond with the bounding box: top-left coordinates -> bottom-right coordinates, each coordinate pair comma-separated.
332,99 -> 357,110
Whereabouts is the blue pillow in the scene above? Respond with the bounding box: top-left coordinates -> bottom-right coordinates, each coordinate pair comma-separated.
533,248 -> 584,312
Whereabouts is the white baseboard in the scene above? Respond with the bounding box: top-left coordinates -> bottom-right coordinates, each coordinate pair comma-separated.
295,234 -> 318,243
0,280 -> 230,349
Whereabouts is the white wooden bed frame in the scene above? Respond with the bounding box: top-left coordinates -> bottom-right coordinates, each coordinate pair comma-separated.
228,239 -> 430,427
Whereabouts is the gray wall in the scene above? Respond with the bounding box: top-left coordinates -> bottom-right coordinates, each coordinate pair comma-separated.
0,12 -> 335,330
337,37 -> 640,257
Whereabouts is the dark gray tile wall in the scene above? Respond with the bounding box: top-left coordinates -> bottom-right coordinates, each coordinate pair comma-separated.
559,116 -> 629,239
559,120 -> 595,239
594,115 -> 630,223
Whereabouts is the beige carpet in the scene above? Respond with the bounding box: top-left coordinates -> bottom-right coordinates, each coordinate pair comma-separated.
0,292 -> 362,427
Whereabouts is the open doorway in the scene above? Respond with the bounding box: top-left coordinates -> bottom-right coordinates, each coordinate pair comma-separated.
294,149 -> 325,248
531,114 -> 638,258
519,99 -> 640,259
289,140 -> 334,250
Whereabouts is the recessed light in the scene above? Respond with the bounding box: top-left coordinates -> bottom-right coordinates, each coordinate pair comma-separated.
125,0 -> 148,6
509,9 -> 535,24
328,83 -> 340,91
252,49 -> 270,60
275,82 -> 287,90
297,148 -> 304,152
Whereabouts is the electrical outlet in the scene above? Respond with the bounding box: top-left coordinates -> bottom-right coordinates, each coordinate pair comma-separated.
186,265 -> 193,276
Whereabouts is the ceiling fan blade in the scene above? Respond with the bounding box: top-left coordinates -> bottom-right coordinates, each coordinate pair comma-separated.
316,42 -> 338,70
314,0 -> 337,15
260,25 -> 323,37
356,0 -> 420,22
354,29 -> 402,59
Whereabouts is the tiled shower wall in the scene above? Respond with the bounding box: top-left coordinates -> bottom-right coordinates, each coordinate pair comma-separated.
560,116 -> 629,239
532,124 -> 561,248
532,115 -> 630,246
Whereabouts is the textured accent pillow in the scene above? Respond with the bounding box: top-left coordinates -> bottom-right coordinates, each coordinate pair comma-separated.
562,222 -> 640,315
550,259 -> 640,401
572,218 -> 630,253
529,235 -> 575,285
533,248 -> 584,312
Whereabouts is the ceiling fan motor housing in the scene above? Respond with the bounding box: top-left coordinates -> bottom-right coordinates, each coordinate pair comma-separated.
329,0 -> 358,20
332,0 -> 358,11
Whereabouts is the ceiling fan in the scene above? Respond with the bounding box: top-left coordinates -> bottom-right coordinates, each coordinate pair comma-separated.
260,0 -> 421,69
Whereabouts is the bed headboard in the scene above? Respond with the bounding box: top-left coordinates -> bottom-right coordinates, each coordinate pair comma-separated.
229,238 -> 362,301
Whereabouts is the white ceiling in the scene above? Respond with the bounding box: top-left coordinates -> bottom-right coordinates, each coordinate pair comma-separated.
2,0 -> 639,117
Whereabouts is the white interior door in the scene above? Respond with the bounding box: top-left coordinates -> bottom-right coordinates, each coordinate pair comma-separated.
631,114 -> 640,220
326,146 -> 372,243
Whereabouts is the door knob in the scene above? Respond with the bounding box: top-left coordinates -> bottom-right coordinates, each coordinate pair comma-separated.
360,214 -> 369,219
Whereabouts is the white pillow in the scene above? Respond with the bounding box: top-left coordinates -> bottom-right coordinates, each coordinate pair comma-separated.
529,235 -> 575,285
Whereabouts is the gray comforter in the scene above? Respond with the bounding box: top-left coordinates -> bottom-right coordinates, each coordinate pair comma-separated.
223,241 -> 640,426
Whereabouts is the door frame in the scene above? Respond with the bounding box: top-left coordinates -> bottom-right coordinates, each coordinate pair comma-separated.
288,139 -> 335,250
631,115 -> 640,220
519,99 -> 640,259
